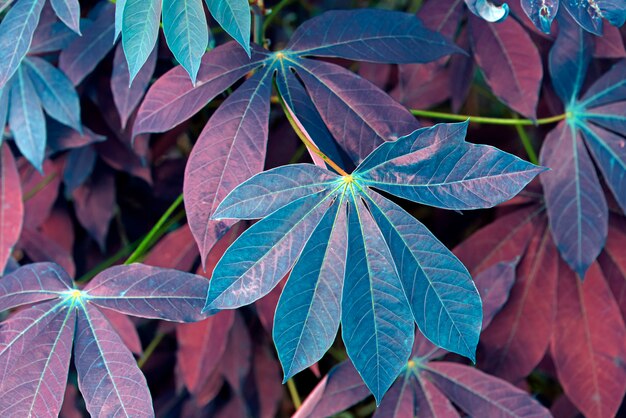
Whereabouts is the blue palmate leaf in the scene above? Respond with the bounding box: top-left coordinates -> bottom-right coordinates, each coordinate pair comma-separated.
133,9 -> 460,264
0,0 -> 45,89
117,0 -> 250,82
342,195 -> 415,403
205,122 -> 543,402
541,11 -> 626,277
0,262 -> 210,417
49,0 -> 81,33
24,56 -> 81,131
121,0 -> 161,83
162,0 -> 209,84
204,0 -> 250,56
273,198 -> 348,381
8,65 -> 46,170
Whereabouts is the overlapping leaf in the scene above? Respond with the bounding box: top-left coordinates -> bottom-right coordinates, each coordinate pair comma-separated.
0,262 -> 209,417
0,0 -> 82,90
117,0 -> 250,83
204,121 -> 544,402
134,9 -> 462,264
294,260 -> 551,418
453,188 -> 626,418
540,12 -> 626,277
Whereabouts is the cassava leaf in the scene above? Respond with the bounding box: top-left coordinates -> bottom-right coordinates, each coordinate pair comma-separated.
135,9 -> 459,263
541,12 -> 626,276
49,0 -> 80,33
0,0 -> 45,89
117,0 -> 251,82
0,262 -> 210,417
205,122 -> 544,401
0,144 -> 22,274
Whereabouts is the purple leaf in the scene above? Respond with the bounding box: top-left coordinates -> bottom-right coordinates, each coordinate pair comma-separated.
0,144 -> 23,274
418,0 -> 465,39
72,168 -> 116,250
112,41 -> 157,130
100,307 -> 142,355
473,259 -> 518,329
0,300 -> 75,417
58,4 -> 116,86
63,145 -> 97,194
74,303 -> 153,417
47,124 -> 106,152
425,362 -> 551,417
176,310 -> 235,393
479,226 -> 558,382
469,15 -> 543,118
551,262 -> 626,418
20,228 -> 76,278
184,67 -> 273,264
134,42 -> 267,135
294,361 -> 370,418
286,9 -> 462,63
540,121 -> 607,278
0,262 -> 72,311
294,58 -> 419,162
85,263 -> 209,322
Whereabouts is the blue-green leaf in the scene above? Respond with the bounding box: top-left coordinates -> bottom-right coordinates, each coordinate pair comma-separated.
365,192 -> 482,360
205,0 -> 251,56
50,0 -> 81,33
274,198 -> 348,380
121,0 -> 161,83
0,0 -> 45,89
163,0 -> 209,84
342,195 -> 414,404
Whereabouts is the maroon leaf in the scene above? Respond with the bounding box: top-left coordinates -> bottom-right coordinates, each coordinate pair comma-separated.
142,223 -> 198,271
479,226 -> 558,382
469,15 -> 543,118
100,307 -> 142,355
551,262 -> 626,418
20,227 -> 76,277
72,168 -> 115,251
176,310 -> 235,394
184,68 -> 273,264
0,144 -> 23,273
20,158 -> 62,229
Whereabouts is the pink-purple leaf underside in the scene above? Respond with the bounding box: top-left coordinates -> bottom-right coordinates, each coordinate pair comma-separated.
58,3 -> 115,86
480,225 -> 558,382
424,362 -> 551,417
469,15 -> 543,119
184,67 -> 273,265
551,262 -> 626,418
294,361 -> 371,418
85,263 -> 209,322
72,168 -> 115,251
99,307 -> 143,355
0,300 -> 75,417
0,144 -> 23,274
0,262 -> 72,312
293,58 -> 419,163
176,310 -> 235,394
74,303 -> 153,417
600,217 -> 626,322
112,41 -> 157,130
133,42 -> 268,136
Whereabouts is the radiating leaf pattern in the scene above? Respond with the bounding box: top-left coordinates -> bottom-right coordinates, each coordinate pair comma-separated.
0,262 -> 210,417
541,12 -> 626,277
205,122 -> 543,401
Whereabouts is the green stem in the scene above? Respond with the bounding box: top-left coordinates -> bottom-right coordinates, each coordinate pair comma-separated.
138,332 -> 166,369
23,172 -> 57,201
124,194 -> 184,265
512,115 -> 539,165
410,109 -> 567,126
262,0 -> 296,35
287,378 -> 302,410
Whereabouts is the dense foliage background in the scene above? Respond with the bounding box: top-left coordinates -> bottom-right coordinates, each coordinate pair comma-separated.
1,0 -> 626,417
